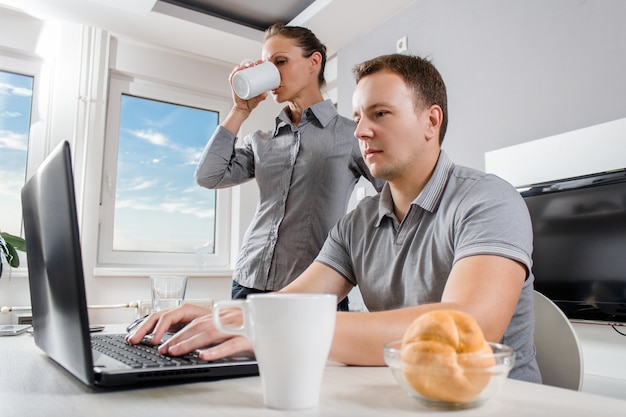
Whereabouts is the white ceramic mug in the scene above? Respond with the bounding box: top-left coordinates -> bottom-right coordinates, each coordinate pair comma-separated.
231,60 -> 280,100
213,293 -> 337,410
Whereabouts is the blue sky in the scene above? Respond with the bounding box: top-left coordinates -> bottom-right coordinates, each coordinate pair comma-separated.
0,70 -> 31,237
113,94 -> 219,253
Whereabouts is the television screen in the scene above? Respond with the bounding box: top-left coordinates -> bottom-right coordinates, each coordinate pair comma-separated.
520,168 -> 626,324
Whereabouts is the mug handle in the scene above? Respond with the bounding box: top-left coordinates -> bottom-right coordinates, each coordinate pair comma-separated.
212,299 -> 249,338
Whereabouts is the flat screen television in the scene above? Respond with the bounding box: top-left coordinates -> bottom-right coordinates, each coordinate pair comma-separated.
520,168 -> 626,324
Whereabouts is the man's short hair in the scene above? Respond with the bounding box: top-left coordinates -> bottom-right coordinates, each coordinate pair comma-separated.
353,54 -> 448,144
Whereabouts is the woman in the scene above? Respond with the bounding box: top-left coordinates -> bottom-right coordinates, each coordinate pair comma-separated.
195,23 -> 383,309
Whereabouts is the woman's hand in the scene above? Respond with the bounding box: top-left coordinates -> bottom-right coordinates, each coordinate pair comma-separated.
229,60 -> 268,113
221,60 -> 269,136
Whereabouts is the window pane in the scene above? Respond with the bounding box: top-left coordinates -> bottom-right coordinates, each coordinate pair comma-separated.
113,94 -> 218,254
0,70 -> 33,236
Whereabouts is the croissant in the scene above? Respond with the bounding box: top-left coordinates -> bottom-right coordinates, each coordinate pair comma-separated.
401,310 -> 496,403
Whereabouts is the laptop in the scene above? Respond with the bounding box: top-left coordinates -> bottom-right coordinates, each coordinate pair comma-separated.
21,140 -> 258,387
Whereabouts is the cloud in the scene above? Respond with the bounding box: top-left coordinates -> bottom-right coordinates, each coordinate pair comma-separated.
1,111 -> 21,118
0,82 -> 32,97
0,168 -> 24,197
123,127 -> 204,166
0,130 -> 28,151
115,197 -> 214,219
116,177 -> 160,193
128,128 -> 170,147
182,186 -> 200,193
143,109 -> 180,128
182,146 -> 204,165
131,179 -> 159,191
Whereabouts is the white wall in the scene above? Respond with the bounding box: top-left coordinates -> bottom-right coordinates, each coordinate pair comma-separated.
336,0 -> 626,171
485,117 -> 626,187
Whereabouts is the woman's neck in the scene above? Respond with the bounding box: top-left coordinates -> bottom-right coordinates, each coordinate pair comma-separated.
287,91 -> 324,125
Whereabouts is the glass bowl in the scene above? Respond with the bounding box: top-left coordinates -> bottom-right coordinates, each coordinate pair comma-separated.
383,340 -> 515,409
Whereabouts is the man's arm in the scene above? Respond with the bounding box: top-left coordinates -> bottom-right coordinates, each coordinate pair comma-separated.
315,254 -> 527,366
279,261 -> 353,296
440,254 -> 527,342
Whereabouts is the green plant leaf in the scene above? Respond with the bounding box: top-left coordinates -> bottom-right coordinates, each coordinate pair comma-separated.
6,243 -> 19,268
1,232 -> 25,269
1,232 -> 26,252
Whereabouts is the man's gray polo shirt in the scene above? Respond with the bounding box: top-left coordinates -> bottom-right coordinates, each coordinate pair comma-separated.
316,151 -> 540,382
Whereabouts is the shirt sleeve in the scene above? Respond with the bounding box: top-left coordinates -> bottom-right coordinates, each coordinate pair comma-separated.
315,211 -> 358,285
452,174 -> 534,277
195,125 -> 256,189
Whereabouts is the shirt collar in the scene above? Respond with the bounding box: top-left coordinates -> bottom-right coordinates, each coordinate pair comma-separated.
305,99 -> 337,128
273,99 -> 337,136
376,151 -> 455,226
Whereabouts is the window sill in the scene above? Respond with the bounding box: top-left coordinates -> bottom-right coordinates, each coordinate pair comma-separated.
0,268 -> 28,279
93,267 -> 234,278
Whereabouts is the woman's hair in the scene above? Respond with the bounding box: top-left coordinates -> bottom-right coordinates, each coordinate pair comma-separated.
353,54 -> 448,144
265,23 -> 327,87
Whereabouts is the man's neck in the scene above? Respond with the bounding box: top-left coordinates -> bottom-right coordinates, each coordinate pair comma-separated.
389,152 -> 440,222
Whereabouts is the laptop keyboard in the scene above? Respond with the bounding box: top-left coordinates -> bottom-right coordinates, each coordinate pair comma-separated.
91,334 -> 222,369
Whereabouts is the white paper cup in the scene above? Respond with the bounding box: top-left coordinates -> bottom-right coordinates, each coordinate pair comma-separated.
232,60 -> 280,100
150,275 -> 188,313
213,293 -> 337,410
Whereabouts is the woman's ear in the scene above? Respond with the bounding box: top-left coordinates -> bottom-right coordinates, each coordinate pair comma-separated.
309,51 -> 323,75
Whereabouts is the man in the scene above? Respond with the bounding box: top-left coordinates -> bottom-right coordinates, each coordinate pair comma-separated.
128,54 -> 541,382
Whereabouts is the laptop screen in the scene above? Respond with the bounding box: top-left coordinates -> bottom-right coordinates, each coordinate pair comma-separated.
21,141 -> 95,385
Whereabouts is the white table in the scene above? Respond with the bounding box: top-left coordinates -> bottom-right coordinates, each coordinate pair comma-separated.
2,326 -> 625,417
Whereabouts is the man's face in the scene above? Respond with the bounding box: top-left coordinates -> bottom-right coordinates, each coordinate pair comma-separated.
352,70 -> 433,182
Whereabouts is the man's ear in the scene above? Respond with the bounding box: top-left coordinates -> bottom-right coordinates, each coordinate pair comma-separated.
425,104 -> 443,142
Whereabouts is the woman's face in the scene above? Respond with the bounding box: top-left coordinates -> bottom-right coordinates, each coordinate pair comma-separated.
262,35 -> 319,103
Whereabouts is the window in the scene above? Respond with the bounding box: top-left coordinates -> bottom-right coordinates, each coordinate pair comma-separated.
0,69 -> 34,242
99,74 -> 232,269
113,94 -> 218,254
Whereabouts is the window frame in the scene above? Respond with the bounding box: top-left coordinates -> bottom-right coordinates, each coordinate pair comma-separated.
98,73 -> 233,270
